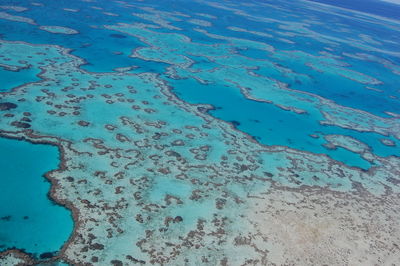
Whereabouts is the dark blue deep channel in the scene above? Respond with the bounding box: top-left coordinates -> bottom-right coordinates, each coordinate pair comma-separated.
0,137 -> 73,259
168,78 -> 400,170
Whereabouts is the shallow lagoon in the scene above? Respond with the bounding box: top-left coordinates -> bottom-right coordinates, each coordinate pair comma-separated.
0,0 -> 399,264
0,66 -> 40,92
0,137 -> 72,258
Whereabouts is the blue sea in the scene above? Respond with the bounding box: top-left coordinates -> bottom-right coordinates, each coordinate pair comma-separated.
310,0 -> 400,20
0,0 -> 399,263
0,138 -> 72,258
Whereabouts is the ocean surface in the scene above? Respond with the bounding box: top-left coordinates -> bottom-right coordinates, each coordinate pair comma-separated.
0,138 -> 72,258
0,0 -> 399,264
309,0 -> 400,20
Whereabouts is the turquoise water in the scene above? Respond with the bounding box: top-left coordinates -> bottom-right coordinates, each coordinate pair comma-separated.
0,137 -> 72,258
168,78 -> 398,169
0,67 -> 40,92
0,0 -> 397,174
0,0 -> 399,263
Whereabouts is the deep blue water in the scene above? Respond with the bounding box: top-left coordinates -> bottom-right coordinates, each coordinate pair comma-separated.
0,0 -> 398,264
0,0 -> 399,258
0,0 -> 170,73
0,138 -> 72,258
169,77 -> 399,170
309,0 -> 400,20
0,0 -> 398,168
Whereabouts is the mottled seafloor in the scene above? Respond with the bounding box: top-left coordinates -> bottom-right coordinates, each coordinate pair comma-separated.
0,0 -> 400,265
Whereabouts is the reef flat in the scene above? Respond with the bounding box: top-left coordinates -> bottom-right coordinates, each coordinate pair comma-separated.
0,38 -> 399,264
0,0 -> 399,265
38,26 -> 79,35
